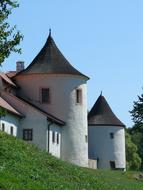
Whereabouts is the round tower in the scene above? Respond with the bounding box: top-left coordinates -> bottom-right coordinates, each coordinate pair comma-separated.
88,94 -> 126,170
14,32 -> 89,167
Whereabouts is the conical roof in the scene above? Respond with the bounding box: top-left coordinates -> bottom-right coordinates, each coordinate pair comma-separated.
88,95 -> 125,127
17,32 -> 89,79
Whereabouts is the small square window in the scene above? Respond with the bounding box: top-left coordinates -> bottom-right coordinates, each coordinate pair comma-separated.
41,88 -> 50,103
52,131 -> 55,143
23,129 -> 33,141
110,133 -> 114,139
2,123 -> 5,131
76,89 -> 82,104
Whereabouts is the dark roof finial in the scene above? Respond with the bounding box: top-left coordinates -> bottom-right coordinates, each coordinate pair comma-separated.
49,28 -> 51,36
101,91 -> 102,96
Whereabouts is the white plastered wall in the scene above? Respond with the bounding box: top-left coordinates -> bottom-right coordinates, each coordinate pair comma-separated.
48,124 -> 61,158
15,74 -> 88,167
0,112 -> 20,136
1,92 -> 48,150
88,125 -> 125,169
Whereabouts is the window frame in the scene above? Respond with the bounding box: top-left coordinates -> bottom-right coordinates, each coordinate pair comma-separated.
40,87 -> 51,104
75,88 -> 82,104
23,129 -> 33,141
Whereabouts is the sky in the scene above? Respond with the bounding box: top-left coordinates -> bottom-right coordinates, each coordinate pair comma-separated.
2,0 -> 143,128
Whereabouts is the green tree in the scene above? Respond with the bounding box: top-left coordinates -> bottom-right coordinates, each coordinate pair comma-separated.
130,93 -> 143,126
0,106 -> 7,117
125,131 -> 141,170
129,92 -> 143,169
0,0 -> 23,65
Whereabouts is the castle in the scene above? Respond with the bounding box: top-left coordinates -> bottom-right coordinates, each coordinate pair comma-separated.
0,32 -> 126,170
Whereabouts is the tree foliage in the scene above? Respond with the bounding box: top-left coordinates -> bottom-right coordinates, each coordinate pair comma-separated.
125,130 -> 141,170
130,93 -> 143,126
0,0 -> 23,65
0,106 -> 7,117
129,92 -> 143,170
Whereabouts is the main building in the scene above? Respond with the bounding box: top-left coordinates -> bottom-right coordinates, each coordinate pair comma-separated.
0,32 -> 126,169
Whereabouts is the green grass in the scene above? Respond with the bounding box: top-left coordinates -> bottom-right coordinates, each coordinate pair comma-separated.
0,131 -> 142,190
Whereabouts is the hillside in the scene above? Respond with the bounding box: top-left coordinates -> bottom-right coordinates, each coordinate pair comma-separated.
0,132 -> 142,190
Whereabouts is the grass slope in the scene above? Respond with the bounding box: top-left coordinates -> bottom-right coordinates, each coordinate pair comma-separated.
0,132 -> 142,190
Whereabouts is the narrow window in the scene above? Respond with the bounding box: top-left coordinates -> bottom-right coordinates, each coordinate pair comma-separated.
10,126 -> 13,135
52,131 -> 55,143
57,133 -> 59,144
23,129 -> 33,141
110,133 -> 114,139
41,88 -> 50,103
76,89 -> 82,104
85,135 -> 88,143
2,123 -> 5,131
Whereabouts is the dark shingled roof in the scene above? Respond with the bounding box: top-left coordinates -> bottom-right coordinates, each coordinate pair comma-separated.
88,95 -> 125,127
17,33 -> 89,79
0,97 -> 23,117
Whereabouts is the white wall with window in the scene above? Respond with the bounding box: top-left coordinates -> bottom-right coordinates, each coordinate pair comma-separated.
0,112 -> 20,136
2,92 -> 50,150
49,124 -> 61,158
15,74 -> 88,167
1,92 -> 64,155
88,125 -> 125,170
75,89 -> 82,104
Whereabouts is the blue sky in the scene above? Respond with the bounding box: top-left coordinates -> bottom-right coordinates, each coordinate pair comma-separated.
2,0 -> 143,127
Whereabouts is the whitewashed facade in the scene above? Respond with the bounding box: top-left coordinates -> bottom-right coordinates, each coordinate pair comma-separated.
0,33 -> 126,169
0,92 -> 62,158
88,125 -> 125,169
0,113 -> 20,137
49,124 -> 61,158
88,94 -> 126,170
14,74 -> 88,167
